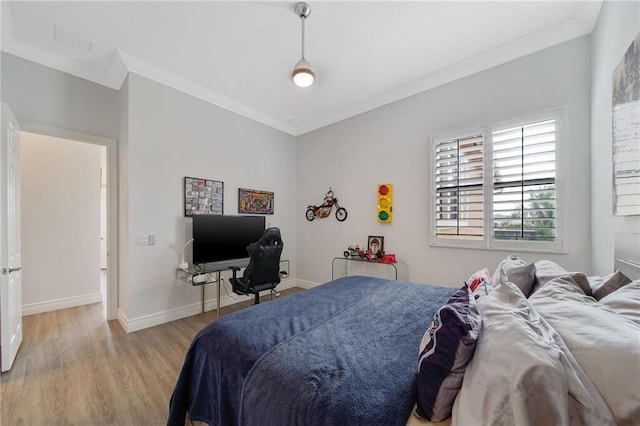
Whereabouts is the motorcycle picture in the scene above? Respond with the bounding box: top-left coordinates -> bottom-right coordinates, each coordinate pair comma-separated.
306,188 -> 348,222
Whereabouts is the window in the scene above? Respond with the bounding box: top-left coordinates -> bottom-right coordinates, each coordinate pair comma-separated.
432,109 -> 564,252
434,133 -> 484,240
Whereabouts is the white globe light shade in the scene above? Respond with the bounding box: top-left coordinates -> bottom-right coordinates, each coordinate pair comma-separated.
292,58 -> 315,87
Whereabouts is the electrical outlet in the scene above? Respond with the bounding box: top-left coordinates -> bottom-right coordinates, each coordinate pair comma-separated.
148,234 -> 156,245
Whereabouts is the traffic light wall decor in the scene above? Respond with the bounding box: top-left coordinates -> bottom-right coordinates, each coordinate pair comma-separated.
377,183 -> 393,223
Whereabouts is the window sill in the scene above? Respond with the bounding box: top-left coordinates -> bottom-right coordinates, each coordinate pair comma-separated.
430,240 -> 567,254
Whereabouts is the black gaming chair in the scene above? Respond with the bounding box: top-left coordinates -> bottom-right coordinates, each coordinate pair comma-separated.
229,227 -> 284,305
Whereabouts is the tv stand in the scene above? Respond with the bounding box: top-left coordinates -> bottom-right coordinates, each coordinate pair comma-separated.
176,259 -> 289,319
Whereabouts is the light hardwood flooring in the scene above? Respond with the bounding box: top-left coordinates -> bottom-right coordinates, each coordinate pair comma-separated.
1,287 -> 304,425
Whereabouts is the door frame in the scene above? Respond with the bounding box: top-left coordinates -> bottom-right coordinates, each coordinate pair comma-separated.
21,122 -> 118,320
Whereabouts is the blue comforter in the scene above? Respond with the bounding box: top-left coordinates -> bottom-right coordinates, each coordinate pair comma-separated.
167,275 -> 455,426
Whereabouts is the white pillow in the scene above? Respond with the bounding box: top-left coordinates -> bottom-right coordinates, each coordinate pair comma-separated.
530,277 -> 640,425
453,271 -> 614,426
491,255 -> 536,297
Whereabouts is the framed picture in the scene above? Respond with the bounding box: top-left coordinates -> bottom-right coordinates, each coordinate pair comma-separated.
612,32 -> 640,216
238,188 -> 274,214
368,236 -> 384,255
184,177 -> 224,217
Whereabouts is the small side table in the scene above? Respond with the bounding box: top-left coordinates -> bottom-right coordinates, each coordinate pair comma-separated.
332,257 -> 408,281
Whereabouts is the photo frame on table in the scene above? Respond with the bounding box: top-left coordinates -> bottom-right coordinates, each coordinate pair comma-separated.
184,177 -> 224,216
368,236 -> 384,255
238,188 -> 274,214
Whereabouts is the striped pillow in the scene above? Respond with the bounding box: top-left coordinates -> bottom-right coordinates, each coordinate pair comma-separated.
415,284 -> 481,422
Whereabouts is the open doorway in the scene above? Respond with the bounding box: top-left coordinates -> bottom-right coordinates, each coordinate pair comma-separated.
20,126 -> 117,320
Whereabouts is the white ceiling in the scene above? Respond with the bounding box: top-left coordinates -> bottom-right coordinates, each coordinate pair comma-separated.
1,1 -> 602,136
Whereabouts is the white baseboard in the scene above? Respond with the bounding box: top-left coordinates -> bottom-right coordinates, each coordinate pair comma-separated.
118,278 -> 310,333
294,279 -> 320,290
23,292 -> 103,316
118,303 -> 203,333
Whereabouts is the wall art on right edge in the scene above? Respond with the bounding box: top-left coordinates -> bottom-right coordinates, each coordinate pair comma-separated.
238,188 -> 274,214
612,32 -> 640,216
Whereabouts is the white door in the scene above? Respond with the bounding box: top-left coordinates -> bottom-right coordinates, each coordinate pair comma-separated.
1,103 -> 23,372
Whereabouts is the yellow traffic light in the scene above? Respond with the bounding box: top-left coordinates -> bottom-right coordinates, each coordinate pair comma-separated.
377,183 -> 393,223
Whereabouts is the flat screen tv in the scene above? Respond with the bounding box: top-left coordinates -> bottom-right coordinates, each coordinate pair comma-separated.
192,215 -> 265,265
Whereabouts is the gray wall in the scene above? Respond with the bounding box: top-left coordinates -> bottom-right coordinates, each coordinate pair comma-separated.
21,133 -> 101,309
118,76 -> 130,312
296,37 -> 592,287
589,1 -> 640,275
120,73 -> 297,328
1,53 -> 118,139
1,54 -> 297,330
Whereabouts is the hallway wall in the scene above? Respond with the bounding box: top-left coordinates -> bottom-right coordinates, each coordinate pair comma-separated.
21,132 -> 102,314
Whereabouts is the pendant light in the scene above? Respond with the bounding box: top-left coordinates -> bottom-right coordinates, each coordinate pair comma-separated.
292,2 -> 315,87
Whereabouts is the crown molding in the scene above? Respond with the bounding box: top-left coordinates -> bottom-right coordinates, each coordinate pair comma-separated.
1,2 -> 601,138
1,36 -> 297,135
573,1 -> 604,34
0,2 -> 297,135
294,3 -> 601,136
118,51 -> 298,136
1,40 -> 126,90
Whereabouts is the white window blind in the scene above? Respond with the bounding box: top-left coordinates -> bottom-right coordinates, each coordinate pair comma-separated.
434,134 -> 484,240
431,108 -> 564,252
492,119 -> 557,242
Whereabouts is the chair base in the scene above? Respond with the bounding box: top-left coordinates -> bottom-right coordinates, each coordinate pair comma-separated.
230,278 -> 248,296
229,277 -> 277,305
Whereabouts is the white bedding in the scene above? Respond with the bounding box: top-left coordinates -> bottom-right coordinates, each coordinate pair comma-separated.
529,276 -> 640,425
599,279 -> 640,326
453,275 -> 615,426
413,261 -> 640,426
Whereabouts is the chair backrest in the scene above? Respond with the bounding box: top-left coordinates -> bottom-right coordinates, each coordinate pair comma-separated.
243,227 -> 284,287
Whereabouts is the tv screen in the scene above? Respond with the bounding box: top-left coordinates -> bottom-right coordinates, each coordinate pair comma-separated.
192,215 -> 265,265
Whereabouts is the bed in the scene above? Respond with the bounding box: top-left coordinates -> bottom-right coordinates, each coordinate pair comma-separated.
168,257 -> 640,426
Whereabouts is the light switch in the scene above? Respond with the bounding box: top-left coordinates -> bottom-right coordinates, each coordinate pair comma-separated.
137,236 -> 149,246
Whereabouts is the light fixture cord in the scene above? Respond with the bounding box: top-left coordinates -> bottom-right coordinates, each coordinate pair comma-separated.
301,14 -> 306,59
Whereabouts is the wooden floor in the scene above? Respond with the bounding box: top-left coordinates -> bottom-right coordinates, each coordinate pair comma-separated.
1,287 -> 304,425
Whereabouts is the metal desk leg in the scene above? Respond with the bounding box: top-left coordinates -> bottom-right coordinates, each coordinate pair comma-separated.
216,271 -> 221,319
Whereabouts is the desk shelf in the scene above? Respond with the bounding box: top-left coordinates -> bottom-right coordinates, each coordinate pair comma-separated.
332,257 -> 408,281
